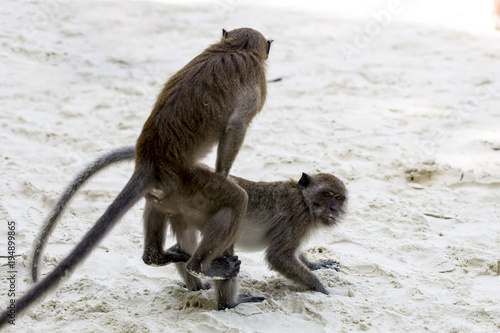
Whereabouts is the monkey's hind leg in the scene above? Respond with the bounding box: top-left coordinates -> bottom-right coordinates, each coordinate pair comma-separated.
184,168 -> 247,280
142,199 -> 189,266
214,278 -> 267,310
214,248 -> 267,310
170,217 -> 211,291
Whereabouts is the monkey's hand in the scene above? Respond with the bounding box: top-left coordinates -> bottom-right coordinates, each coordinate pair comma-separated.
187,255 -> 241,280
163,247 -> 191,263
211,255 -> 241,278
143,244 -> 190,266
310,260 -> 341,271
299,254 -> 341,272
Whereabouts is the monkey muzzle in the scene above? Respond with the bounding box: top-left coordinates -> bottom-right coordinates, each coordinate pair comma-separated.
325,205 -> 340,224
329,205 -> 339,218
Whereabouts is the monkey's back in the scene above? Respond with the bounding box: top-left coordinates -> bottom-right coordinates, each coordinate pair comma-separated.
232,176 -> 313,251
135,44 -> 267,177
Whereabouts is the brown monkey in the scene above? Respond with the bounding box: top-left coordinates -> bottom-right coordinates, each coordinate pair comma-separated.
157,171 -> 347,296
238,172 -> 345,294
30,146 -> 346,306
0,27 -> 272,327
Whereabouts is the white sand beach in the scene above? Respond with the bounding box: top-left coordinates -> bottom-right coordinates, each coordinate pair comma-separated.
0,0 -> 499,332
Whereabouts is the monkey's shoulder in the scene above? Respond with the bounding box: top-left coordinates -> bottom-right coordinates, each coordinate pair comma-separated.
232,177 -> 297,197
233,177 -> 311,222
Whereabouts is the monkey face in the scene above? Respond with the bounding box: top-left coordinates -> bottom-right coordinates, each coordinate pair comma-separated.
297,173 -> 347,226
314,190 -> 346,225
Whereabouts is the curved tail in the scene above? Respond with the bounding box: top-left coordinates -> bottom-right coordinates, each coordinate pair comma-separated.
31,146 -> 135,283
0,163 -> 149,328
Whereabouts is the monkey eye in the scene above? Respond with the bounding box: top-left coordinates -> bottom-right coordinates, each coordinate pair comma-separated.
322,192 -> 332,198
335,195 -> 344,201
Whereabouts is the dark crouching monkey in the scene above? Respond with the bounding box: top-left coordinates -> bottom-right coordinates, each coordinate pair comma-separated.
159,171 -> 347,296
0,27 -> 273,327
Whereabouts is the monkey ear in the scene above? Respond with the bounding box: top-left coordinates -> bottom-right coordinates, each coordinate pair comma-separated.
267,40 -> 273,54
297,173 -> 311,189
222,29 -> 229,38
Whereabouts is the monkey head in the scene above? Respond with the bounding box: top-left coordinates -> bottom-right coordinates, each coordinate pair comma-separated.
297,173 -> 347,226
221,28 -> 273,60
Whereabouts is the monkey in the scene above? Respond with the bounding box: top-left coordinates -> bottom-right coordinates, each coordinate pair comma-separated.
29,146 -> 346,306
157,171 -> 347,296
236,171 -> 345,292
0,27 -> 273,327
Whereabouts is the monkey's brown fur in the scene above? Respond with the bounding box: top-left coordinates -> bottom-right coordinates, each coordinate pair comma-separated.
30,146 -> 346,310
156,172 -> 347,297
136,28 -> 268,178
1,28 -> 272,327
136,28 -> 272,281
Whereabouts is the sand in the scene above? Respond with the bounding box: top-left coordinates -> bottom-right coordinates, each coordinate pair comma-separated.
0,0 -> 499,332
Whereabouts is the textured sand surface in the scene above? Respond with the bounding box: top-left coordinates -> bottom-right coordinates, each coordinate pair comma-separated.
0,1 -> 499,332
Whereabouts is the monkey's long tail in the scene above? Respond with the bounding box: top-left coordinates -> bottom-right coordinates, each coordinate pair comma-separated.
0,166 -> 150,328
31,146 -> 135,283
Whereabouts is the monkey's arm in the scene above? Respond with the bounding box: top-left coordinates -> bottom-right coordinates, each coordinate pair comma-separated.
299,253 -> 341,272
215,119 -> 248,177
266,247 -> 329,294
216,85 -> 262,177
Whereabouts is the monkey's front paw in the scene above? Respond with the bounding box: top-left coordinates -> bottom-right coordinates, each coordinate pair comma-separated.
211,255 -> 241,279
143,246 -> 190,266
164,244 -> 191,262
163,249 -> 190,263
142,250 -> 163,266
186,255 -> 241,280
313,260 -> 341,271
313,284 -> 330,295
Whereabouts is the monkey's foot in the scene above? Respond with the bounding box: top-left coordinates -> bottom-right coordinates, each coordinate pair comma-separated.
311,260 -> 341,271
218,293 -> 267,310
312,284 -> 329,295
164,244 -> 191,263
163,249 -> 190,264
142,246 -> 190,266
238,293 -> 267,304
186,256 -> 241,280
